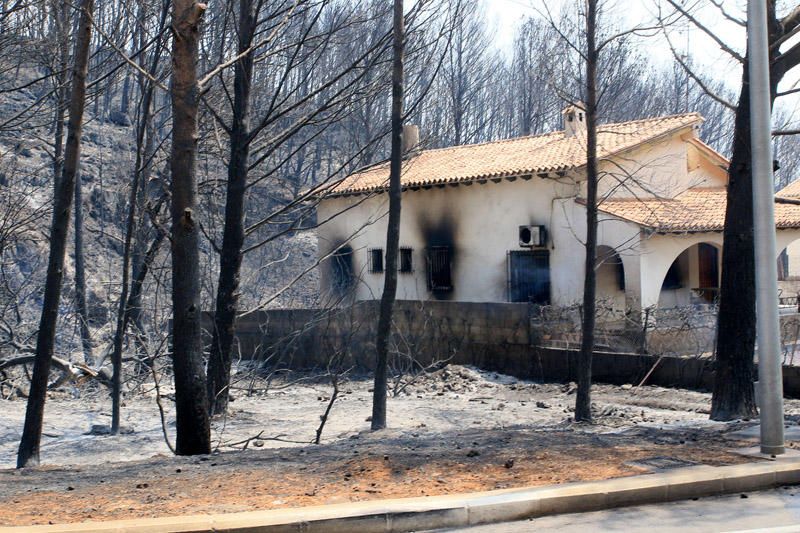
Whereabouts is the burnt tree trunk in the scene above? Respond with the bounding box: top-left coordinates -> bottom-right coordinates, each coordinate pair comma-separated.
110,69 -> 155,433
712,4 -> 783,420
74,168 -> 92,365
371,0 -> 405,431
17,0 -> 94,469
127,0 -> 162,345
169,0 -> 211,455
575,0 -> 599,423
206,0 -> 256,417
51,0 -> 69,191
55,0 -> 91,365
110,0 -> 169,434
128,121 -> 157,343
128,220 -> 167,336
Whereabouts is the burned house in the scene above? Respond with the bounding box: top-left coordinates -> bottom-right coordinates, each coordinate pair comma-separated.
316,106 -> 800,314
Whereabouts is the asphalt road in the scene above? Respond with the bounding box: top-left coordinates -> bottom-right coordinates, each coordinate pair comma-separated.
434,487 -> 800,532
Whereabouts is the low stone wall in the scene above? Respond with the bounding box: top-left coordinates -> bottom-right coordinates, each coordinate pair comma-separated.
204,300 -> 531,370
205,301 -> 800,398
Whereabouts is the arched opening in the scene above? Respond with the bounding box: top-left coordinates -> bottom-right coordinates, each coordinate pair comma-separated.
596,246 -> 625,310
658,242 -> 720,308
778,239 -> 800,280
777,237 -> 800,307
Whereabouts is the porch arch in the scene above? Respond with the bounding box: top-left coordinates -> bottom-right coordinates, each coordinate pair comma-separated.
775,231 -> 800,307
639,234 -> 723,309
776,230 -> 800,280
775,230 -> 800,257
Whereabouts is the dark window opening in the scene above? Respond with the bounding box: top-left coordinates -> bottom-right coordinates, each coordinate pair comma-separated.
508,250 -> 551,304
778,249 -> 789,281
426,246 -> 452,291
400,247 -> 413,273
698,243 -> 719,288
369,248 -> 384,273
662,260 -> 682,290
697,243 -> 719,302
331,246 -> 354,292
596,249 -> 625,291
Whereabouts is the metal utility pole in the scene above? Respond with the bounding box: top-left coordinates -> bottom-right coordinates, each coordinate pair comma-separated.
748,0 -> 784,455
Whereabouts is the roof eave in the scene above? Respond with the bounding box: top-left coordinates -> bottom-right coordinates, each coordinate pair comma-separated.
325,168 -> 574,198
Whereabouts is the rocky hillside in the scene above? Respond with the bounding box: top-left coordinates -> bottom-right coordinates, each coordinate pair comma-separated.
0,68 -> 319,362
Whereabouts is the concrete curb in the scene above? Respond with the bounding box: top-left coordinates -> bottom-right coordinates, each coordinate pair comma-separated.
5,458 -> 800,533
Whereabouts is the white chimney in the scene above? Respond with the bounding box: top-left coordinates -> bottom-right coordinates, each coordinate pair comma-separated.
403,124 -> 420,153
562,103 -> 586,138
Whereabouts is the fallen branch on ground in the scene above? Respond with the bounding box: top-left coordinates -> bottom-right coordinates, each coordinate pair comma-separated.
0,355 -> 112,388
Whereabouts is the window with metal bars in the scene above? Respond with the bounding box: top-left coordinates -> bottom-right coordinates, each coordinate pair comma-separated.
399,247 -> 413,273
368,248 -> 384,273
426,246 -> 452,291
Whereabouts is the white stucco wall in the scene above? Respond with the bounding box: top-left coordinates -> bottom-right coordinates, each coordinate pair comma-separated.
316,169 -> 656,307
594,129 -> 723,200
687,141 -> 728,187
318,174 -> 611,305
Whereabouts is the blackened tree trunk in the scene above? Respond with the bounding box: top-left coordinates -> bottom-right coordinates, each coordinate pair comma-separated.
17,0 -> 94,469
74,168 -> 92,365
110,65 -> 157,433
128,223 -> 167,331
127,0 -> 154,344
575,0 -> 599,423
711,63 -> 760,420
110,0 -> 169,434
169,0 -> 211,455
712,3 -> 785,420
51,0 -> 69,191
120,72 -> 131,117
371,0 -> 405,431
70,0 -> 91,367
207,0 -> 256,416
128,121 -> 158,344
53,0 -> 90,365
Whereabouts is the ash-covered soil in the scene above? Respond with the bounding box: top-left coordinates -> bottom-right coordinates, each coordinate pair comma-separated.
2,364 -> 795,470
0,365 -> 795,526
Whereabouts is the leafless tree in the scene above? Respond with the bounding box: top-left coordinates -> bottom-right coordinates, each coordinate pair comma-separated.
109,0 -> 170,433
573,0 -> 599,423
371,0 -> 405,431
169,0 -> 211,455
17,0 -> 95,468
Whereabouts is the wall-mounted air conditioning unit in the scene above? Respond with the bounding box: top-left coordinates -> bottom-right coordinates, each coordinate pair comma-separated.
519,225 -> 546,248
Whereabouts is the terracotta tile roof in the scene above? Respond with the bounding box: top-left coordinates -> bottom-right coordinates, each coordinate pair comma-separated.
329,113 -> 704,196
595,188 -> 800,232
778,179 -> 800,198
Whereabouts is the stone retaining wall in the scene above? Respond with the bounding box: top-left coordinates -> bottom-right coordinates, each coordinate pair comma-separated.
204,301 -> 800,398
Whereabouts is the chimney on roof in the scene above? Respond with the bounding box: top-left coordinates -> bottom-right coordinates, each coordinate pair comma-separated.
562,103 -> 586,138
403,124 -> 420,153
